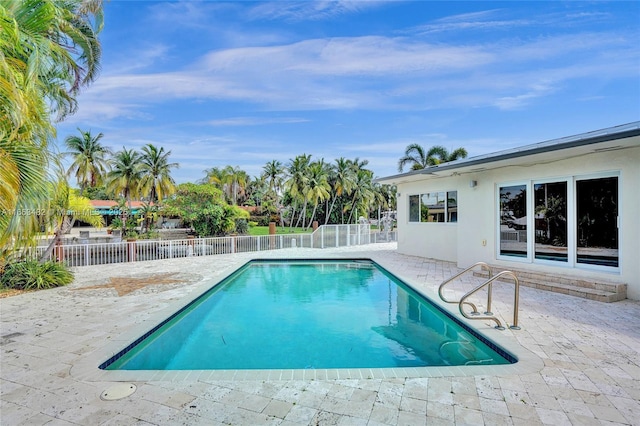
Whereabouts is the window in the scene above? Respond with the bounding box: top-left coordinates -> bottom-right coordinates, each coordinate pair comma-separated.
534,181 -> 568,262
499,185 -> 528,258
409,191 -> 457,223
409,195 -> 420,222
576,177 -> 618,267
498,175 -> 619,269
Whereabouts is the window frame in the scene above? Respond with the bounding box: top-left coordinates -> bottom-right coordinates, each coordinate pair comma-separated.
408,190 -> 458,224
496,181 -> 532,263
496,172 -> 620,272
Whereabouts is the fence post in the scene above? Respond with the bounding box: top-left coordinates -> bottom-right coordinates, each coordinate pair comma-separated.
54,240 -> 64,263
347,226 -> 350,246
321,226 -> 324,249
169,240 -> 173,259
269,222 -> 276,249
127,239 -> 136,262
84,244 -> 89,266
187,236 -> 195,257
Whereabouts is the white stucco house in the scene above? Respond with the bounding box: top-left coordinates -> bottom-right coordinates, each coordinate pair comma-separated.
376,122 -> 640,301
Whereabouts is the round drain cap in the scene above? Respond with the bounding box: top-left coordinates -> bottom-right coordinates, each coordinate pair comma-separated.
100,383 -> 136,401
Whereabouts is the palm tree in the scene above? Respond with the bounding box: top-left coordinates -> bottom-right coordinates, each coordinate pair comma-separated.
139,144 -> 179,203
285,154 -> 311,230
262,160 -> 285,197
220,166 -> 248,205
139,201 -> 158,233
347,169 -> 375,224
0,0 -> 103,255
261,160 -> 286,226
1,0 -> 102,137
0,142 -> 49,254
325,157 -> 355,225
64,129 -> 111,195
38,180 -> 104,263
305,160 -> 331,229
106,147 -> 143,209
203,166 -> 225,187
398,144 -> 468,172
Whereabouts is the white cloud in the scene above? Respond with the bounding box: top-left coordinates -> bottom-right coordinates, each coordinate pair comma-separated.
207,117 -> 310,126
68,25 -> 638,123
246,1 -> 387,22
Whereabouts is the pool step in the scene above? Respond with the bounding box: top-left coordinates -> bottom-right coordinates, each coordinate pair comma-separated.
472,267 -> 627,303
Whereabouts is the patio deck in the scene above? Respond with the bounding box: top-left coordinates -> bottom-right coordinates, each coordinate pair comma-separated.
1,243 -> 639,425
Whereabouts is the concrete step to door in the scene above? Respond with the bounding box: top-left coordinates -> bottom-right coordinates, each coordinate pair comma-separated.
473,267 -> 626,303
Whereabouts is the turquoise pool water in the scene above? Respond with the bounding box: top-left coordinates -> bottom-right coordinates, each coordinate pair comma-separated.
102,259 -> 515,370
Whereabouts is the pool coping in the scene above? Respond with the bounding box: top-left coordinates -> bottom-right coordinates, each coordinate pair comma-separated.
70,256 -> 544,382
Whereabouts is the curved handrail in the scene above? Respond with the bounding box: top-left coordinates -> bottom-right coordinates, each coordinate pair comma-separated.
438,262 -> 492,314
458,270 -> 521,330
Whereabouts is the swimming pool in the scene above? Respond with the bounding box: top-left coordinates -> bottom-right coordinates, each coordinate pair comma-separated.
100,259 -> 516,370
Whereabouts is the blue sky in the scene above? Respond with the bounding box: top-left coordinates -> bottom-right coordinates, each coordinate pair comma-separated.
55,1 -> 640,183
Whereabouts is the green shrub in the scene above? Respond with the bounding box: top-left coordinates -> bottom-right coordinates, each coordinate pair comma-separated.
0,260 -> 74,290
234,218 -> 249,235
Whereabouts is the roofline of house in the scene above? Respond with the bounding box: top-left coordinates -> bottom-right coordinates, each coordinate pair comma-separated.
375,121 -> 640,184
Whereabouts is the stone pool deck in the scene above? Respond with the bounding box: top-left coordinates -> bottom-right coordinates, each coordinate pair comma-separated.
1,243 -> 639,425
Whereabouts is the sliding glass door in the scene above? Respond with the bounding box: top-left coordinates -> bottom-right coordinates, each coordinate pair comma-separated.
576,177 -> 619,267
534,181 -> 568,262
498,175 -> 619,270
499,184 -> 528,258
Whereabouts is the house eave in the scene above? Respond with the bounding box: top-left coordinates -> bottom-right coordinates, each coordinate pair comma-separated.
375,121 -> 640,185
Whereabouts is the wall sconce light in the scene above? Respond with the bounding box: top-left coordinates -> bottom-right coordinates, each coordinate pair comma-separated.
469,180 -> 478,188
396,192 -> 401,197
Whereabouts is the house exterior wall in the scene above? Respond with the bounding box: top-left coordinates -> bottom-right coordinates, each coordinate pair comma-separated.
395,146 -> 640,300
396,177 -> 462,262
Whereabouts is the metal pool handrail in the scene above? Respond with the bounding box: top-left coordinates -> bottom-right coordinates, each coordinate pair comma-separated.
458,270 -> 521,330
438,262 -> 493,315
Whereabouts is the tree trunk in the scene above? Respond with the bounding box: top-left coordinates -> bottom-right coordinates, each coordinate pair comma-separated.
307,202 -> 319,231
289,200 -> 298,232
39,216 -> 75,263
325,195 -> 338,225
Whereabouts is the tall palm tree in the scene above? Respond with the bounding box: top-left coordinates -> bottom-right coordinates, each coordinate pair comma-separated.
398,144 -> 468,172
64,128 -> 111,195
305,160 -> 331,229
347,169 -> 375,224
0,142 -> 48,254
261,160 -> 286,226
1,0 -> 102,138
203,166 -> 225,187
139,144 -> 179,203
285,154 -> 311,230
220,166 -> 248,205
106,147 -> 143,208
262,160 -> 285,197
325,157 -> 355,225
0,0 -> 103,255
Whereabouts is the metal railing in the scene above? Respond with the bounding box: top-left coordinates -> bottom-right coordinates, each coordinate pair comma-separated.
30,224 -> 396,268
438,262 -> 521,330
438,262 -> 493,315
458,271 -> 521,330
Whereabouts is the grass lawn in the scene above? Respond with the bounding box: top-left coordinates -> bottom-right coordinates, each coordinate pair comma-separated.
248,226 -> 313,236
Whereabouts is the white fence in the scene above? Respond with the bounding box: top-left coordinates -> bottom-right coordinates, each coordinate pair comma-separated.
33,225 -> 397,267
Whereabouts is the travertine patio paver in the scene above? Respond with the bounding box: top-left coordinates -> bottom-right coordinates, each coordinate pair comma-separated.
1,243 -> 639,425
